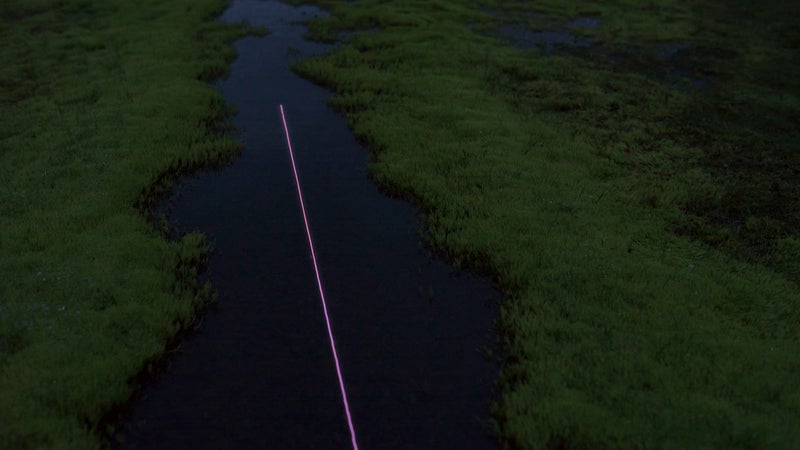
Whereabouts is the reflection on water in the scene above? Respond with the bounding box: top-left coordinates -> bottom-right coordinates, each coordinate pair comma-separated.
112,1 -> 499,449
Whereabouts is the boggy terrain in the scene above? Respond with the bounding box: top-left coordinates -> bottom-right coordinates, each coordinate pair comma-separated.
289,0 -> 799,448
0,1 -> 247,448
0,0 -> 798,448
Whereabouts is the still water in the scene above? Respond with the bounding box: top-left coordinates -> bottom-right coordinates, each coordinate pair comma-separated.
112,1 -> 499,448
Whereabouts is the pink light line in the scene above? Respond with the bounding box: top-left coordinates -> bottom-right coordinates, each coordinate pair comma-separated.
279,104 -> 359,450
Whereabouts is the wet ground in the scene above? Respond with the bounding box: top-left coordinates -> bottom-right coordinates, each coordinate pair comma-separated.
111,1 -> 499,449
478,10 -> 710,89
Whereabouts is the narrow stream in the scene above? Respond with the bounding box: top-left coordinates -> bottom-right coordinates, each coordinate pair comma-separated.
112,1 -> 499,448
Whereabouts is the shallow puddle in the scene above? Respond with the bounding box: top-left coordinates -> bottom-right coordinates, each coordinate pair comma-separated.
565,16 -> 600,30
478,10 -> 710,90
494,23 -> 594,52
111,1 -> 499,449
478,11 -> 598,53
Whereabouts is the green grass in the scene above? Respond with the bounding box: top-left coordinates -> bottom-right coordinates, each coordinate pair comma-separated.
2,0 -> 798,448
288,0 -> 800,448
0,1 -> 249,448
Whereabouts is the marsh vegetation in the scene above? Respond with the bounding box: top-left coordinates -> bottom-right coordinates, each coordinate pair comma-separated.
1,0 -> 798,448
0,1 -> 247,447
291,0 -> 800,448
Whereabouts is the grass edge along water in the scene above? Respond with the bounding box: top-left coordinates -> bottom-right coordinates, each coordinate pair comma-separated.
287,0 -> 800,448
0,0 -> 254,448
0,0 -> 798,448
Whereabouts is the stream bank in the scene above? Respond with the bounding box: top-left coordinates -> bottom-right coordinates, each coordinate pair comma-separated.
111,2 -> 500,448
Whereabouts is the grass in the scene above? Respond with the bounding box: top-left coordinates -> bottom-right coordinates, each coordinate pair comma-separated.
1,0 -> 798,448
287,0 -> 800,448
0,1 -> 249,448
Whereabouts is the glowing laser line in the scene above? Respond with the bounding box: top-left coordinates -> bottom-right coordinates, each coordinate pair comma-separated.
279,104 -> 359,450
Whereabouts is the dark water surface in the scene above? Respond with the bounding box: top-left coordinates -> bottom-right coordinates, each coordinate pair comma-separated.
112,1 -> 498,449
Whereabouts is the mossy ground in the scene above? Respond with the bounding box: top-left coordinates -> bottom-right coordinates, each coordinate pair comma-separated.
0,1 -> 250,448
289,0 -> 799,448
2,0 -> 798,448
